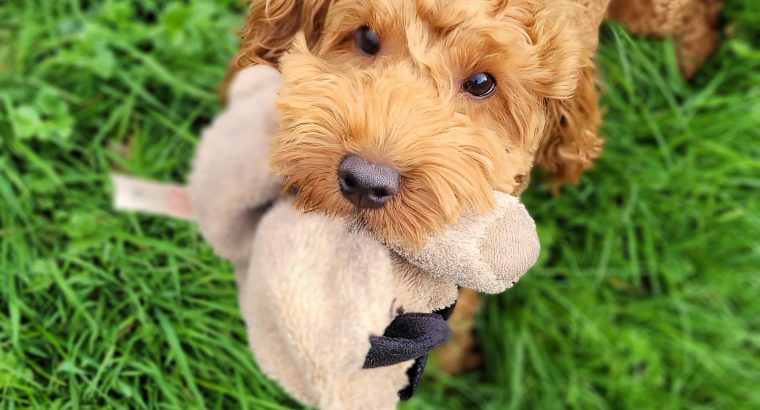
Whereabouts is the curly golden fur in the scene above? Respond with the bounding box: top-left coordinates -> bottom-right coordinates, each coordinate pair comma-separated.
231,0 -> 605,249
228,0 -> 723,248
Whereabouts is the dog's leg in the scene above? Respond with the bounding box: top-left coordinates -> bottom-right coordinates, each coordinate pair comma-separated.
607,0 -> 724,78
431,288 -> 484,375
671,0 -> 723,78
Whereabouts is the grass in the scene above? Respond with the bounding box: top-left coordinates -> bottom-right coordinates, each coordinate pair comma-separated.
1,0 -> 758,409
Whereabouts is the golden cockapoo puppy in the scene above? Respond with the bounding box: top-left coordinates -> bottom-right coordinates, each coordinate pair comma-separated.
241,0 -> 604,244
225,0 -> 724,375
213,0 -> 722,401
229,0 -> 609,377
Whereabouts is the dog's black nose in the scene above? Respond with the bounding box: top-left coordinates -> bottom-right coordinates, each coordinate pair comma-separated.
338,154 -> 400,209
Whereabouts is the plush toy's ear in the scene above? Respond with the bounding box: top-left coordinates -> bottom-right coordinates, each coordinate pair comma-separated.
233,0 -> 331,69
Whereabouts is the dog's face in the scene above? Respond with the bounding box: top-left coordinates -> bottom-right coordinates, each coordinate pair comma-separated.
249,0 -> 589,248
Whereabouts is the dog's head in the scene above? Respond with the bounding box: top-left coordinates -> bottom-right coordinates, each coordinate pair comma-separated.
236,0 -> 593,248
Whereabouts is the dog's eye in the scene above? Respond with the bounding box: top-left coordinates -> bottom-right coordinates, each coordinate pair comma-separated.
355,25 -> 380,55
463,73 -> 497,98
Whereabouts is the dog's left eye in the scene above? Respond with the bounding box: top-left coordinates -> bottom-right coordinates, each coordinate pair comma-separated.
355,25 -> 381,55
463,73 -> 497,98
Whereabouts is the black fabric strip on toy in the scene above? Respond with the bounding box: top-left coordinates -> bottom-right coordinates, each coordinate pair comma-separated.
435,300 -> 457,321
398,301 -> 458,401
362,298 -> 458,400
398,354 -> 427,400
362,312 -> 451,368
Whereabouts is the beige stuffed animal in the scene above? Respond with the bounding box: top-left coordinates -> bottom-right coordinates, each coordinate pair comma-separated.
114,65 -> 540,410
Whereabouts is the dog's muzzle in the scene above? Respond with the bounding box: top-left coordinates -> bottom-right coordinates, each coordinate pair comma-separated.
338,154 -> 400,209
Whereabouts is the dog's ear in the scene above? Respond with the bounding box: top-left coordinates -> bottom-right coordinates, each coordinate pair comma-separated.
535,64 -> 604,187
494,0 -> 587,100
221,0 -> 330,98
502,0 -> 605,187
235,0 -> 331,68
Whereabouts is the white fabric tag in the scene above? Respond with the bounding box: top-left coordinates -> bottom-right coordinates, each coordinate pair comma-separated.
111,174 -> 195,221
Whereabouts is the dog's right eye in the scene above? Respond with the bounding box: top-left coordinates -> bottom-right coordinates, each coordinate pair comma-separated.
462,72 -> 497,99
355,25 -> 381,55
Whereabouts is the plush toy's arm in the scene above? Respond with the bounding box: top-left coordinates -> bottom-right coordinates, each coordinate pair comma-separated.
386,191 -> 541,294
187,66 -> 283,274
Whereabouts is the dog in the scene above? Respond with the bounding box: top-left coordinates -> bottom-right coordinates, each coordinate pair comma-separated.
253,0 -> 603,245
225,0 -> 722,377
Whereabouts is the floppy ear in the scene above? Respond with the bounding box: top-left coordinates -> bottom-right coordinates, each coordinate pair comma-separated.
495,0 -> 587,100
535,63 -> 604,186
235,0 -> 331,68
221,0 -> 331,95
494,1 -> 603,187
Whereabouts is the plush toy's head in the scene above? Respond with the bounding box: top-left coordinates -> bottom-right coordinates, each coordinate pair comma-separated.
234,0 -> 601,249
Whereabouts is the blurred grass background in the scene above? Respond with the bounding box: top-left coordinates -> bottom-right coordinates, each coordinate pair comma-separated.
1,0 -> 758,409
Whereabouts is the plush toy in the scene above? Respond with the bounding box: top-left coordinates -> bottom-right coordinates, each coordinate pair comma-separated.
114,65 -> 540,410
